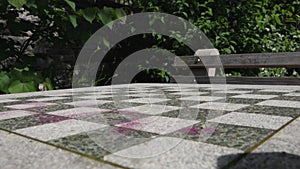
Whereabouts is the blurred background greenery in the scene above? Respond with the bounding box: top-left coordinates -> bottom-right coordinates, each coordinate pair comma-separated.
0,0 -> 299,93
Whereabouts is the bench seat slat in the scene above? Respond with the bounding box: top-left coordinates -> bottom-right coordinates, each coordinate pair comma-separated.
171,76 -> 300,85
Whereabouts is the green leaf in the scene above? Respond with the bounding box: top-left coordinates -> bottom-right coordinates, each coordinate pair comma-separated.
274,15 -> 282,24
8,80 -> 36,93
115,8 -> 126,18
8,0 -> 26,9
69,15 -> 77,27
102,37 -> 110,47
81,8 -> 97,23
43,78 -> 54,90
0,72 -> 10,93
98,8 -> 113,25
64,0 -> 76,11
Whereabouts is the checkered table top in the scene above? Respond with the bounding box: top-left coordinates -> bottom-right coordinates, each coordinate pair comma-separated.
1,83 -> 300,169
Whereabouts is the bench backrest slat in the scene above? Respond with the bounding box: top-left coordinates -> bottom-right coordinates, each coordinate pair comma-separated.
174,52 -> 300,68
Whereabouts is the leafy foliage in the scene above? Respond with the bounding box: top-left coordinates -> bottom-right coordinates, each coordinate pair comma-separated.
132,0 -> 300,54
139,0 -> 300,77
1,0 -> 299,94
0,0 -> 127,93
0,67 -> 53,93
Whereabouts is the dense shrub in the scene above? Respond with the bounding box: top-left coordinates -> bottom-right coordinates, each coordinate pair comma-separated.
0,0 -> 127,93
0,0 -> 299,93
131,0 -> 300,77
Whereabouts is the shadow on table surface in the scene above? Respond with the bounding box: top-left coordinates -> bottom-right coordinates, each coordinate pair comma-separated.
218,152 -> 300,169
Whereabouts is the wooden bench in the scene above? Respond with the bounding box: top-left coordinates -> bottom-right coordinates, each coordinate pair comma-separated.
172,51 -> 300,85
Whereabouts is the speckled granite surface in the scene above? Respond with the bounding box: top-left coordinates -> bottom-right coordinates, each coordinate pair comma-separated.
0,83 -> 299,169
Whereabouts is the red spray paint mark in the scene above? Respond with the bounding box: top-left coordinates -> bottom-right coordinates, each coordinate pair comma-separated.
35,116 -> 66,123
179,127 -> 220,135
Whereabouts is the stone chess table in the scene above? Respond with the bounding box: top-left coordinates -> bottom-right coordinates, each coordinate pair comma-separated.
0,83 -> 299,169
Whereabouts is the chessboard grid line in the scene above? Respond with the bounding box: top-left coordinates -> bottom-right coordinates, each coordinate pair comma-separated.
0,84 -> 300,168
0,127 -> 130,169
